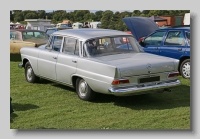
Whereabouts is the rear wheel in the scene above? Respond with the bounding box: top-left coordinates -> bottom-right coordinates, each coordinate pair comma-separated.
76,78 -> 96,101
180,59 -> 190,79
25,62 -> 40,83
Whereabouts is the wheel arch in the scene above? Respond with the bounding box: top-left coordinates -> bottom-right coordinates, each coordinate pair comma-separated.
23,58 -> 29,68
178,56 -> 190,72
71,75 -> 94,91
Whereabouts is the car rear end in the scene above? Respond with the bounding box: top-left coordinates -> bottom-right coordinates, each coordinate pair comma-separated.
107,53 -> 181,96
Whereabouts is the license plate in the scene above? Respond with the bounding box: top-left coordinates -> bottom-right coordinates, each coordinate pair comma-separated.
138,76 -> 160,84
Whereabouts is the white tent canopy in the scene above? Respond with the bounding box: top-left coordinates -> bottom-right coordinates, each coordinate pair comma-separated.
10,22 -> 14,24
15,22 -> 20,24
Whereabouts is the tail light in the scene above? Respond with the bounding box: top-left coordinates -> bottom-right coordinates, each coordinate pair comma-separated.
168,72 -> 180,78
138,37 -> 145,42
112,79 -> 130,85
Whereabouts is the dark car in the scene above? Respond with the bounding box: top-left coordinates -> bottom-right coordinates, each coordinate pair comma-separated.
123,17 -> 190,79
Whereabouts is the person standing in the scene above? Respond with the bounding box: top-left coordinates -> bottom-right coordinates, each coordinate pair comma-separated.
83,22 -> 89,28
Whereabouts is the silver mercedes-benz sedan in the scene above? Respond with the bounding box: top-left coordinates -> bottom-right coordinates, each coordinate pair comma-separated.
18,28 -> 181,101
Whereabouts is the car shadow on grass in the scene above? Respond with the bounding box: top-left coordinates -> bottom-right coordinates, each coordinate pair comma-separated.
94,85 -> 190,110
10,103 -> 40,123
38,79 -> 75,92
12,103 -> 40,111
10,113 -> 18,123
38,79 -> 54,84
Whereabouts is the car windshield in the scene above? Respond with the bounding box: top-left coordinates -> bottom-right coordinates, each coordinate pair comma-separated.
22,31 -> 48,40
83,36 -> 144,57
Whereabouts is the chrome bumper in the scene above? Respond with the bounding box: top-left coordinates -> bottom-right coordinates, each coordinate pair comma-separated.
108,80 -> 181,96
18,63 -> 23,68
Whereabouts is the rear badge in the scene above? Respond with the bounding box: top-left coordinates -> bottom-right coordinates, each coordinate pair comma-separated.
146,63 -> 152,74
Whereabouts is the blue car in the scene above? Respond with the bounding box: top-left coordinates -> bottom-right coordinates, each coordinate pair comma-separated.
45,27 -> 72,38
123,17 -> 190,79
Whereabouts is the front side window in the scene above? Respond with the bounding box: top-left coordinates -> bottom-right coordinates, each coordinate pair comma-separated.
46,35 -> 63,52
22,31 -> 48,40
164,31 -> 185,46
83,36 -> 143,57
62,37 -> 78,55
144,31 -> 166,46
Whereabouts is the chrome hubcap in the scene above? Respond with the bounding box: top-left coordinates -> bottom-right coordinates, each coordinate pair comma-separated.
27,67 -> 33,81
79,79 -> 88,97
182,62 -> 190,78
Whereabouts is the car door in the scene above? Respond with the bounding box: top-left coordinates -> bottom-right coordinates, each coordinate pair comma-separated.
37,35 -> 63,80
159,30 -> 186,59
142,31 -> 167,55
56,37 -> 80,84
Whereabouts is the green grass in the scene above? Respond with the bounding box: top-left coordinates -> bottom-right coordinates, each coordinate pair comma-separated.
10,61 -> 190,129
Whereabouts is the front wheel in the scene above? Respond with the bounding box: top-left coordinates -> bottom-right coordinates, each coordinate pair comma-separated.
25,62 -> 40,83
180,59 -> 190,79
76,78 -> 96,101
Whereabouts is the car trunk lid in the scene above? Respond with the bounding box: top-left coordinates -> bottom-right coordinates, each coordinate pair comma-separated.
95,53 -> 175,77
122,17 -> 159,41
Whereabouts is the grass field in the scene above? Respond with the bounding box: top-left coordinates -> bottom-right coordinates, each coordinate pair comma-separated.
10,61 -> 190,129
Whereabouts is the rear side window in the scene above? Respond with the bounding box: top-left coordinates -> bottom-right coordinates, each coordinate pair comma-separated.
186,32 -> 190,46
144,31 -> 166,46
164,31 -> 185,46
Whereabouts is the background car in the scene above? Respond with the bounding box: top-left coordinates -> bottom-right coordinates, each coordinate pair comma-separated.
45,27 -> 68,38
123,17 -> 190,79
18,29 -> 180,101
10,29 -> 48,61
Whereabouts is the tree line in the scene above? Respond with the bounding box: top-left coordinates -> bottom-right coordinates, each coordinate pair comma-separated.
10,10 -> 190,31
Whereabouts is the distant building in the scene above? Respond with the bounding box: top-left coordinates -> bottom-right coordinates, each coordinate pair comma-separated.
156,16 -> 184,27
25,19 -> 54,32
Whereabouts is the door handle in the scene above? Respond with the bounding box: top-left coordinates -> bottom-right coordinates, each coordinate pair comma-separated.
72,60 -> 77,63
178,48 -> 182,51
154,47 -> 158,50
52,56 -> 57,59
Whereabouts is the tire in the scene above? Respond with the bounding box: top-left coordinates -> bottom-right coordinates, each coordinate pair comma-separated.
180,59 -> 190,79
25,62 -> 40,83
76,78 -> 96,101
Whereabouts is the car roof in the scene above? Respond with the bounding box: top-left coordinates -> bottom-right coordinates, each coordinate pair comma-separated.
157,27 -> 190,31
52,28 -> 132,40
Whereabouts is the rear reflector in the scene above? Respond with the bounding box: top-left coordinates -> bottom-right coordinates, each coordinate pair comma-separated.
112,79 -> 130,85
168,72 -> 180,78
